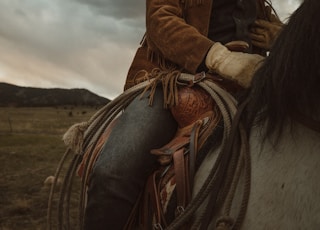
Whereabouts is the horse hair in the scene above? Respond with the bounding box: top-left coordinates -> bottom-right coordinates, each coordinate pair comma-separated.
244,0 -> 320,141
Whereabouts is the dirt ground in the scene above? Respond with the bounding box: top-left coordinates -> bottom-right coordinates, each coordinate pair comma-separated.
0,107 -> 98,230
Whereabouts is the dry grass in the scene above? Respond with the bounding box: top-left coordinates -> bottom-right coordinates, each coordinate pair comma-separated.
0,106 -> 98,230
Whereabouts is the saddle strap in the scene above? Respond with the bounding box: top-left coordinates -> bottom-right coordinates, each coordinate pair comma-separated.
151,135 -> 190,165
173,119 -> 203,215
173,148 -> 190,216
123,170 -> 166,230
188,120 -> 202,192
143,170 -> 167,229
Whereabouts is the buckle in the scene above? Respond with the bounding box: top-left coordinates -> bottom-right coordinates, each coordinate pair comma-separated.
178,71 -> 206,86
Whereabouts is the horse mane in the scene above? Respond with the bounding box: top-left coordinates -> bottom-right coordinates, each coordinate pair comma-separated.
244,0 -> 320,140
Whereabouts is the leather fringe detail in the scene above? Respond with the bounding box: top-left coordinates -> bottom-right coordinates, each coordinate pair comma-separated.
140,68 -> 181,109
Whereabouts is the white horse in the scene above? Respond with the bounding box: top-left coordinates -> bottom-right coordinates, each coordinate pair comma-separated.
192,121 -> 320,229
190,0 -> 320,228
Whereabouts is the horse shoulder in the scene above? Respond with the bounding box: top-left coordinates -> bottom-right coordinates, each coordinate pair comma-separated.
243,123 -> 320,229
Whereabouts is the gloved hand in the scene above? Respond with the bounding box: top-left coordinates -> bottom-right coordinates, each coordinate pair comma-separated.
250,6 -> 284,50
205,42 -> 264,88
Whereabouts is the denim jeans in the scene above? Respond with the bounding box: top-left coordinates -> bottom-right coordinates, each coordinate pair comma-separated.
84,87 -> 178,230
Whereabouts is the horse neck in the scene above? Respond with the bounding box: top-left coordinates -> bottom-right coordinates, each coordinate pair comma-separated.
245,121 -> 320,229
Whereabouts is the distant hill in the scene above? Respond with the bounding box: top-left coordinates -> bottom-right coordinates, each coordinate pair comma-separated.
0,82 -> 110,107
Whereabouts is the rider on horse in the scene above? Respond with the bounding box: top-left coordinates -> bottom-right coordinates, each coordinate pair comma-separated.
81,0 -> 283,229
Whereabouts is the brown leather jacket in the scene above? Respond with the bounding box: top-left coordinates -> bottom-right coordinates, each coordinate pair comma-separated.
124,0 -> 270,90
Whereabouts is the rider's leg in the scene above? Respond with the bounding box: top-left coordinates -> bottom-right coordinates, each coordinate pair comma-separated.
84,87 -> 178,230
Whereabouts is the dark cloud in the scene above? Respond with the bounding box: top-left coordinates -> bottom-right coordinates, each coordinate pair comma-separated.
75,0 -> 145,20
0,0 -> 301,99
0,0 -> 145,98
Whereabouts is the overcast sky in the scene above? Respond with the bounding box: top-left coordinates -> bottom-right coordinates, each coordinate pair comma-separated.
0,0 -> 301,99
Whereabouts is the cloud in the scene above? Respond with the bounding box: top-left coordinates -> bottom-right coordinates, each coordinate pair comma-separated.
0,0 -> 302,99
0,0 -> 145,99
75,0 -> 145,20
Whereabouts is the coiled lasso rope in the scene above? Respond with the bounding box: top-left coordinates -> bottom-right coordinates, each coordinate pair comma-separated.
47,71 -> 250,230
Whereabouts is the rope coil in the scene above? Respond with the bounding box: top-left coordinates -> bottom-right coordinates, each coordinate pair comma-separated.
47,71 -> 251,230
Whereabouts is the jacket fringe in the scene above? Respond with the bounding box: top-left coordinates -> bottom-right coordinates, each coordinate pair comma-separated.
140,68 -> 181,109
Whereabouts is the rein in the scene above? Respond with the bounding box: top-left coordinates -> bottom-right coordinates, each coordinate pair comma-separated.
199,98 -> 250,230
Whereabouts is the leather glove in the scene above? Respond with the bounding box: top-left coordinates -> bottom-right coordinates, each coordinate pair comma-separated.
250,6 -> 284,50
205,42 -> 264,88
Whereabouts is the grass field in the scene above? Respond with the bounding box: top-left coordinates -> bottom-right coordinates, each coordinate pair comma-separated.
0,106 -> 99,230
